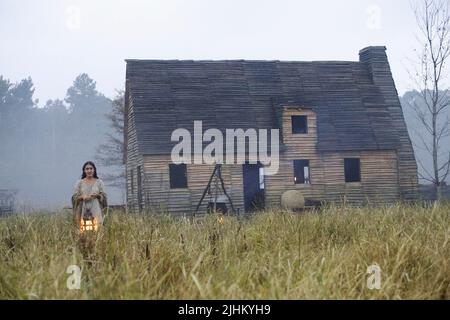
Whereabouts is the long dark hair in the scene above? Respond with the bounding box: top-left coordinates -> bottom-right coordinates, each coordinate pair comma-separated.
81,161 -> 99,179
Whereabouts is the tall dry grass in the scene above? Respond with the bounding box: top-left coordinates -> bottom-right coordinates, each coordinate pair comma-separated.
0,202 -> 448,299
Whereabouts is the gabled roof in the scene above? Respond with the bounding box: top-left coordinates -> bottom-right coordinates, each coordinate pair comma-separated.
125,47 -> 401,157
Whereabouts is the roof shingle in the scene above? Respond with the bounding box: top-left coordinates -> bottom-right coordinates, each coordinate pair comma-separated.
125,57 -> 400,155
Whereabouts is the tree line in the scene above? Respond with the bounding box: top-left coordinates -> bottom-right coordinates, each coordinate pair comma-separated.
0,74 -> 124,210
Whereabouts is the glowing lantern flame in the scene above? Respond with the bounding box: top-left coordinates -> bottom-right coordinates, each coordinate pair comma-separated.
80,217 -> 98,233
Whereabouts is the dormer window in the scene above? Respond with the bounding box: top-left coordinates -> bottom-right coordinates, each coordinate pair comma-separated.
291,115 -> 308,134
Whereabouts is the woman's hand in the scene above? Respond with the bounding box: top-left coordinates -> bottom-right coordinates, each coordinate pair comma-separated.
76,194 -> 99,202
78,195 -> 92,201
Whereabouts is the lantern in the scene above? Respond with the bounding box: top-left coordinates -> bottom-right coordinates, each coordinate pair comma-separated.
80,209 -> 98,233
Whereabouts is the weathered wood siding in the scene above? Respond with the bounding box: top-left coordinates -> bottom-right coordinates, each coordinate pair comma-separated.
124,47 -> 419,213
129,107 -> 402,214
135,109 -> 400,215
125,96 -> 144,213
359,47 -> 418,200
264,108 -> 400,207
141,155 -> 245,216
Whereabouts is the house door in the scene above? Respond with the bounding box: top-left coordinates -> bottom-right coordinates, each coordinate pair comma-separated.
243,163 -> 265,213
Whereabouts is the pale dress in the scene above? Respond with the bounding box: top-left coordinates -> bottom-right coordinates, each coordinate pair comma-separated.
73,178 -> 106,224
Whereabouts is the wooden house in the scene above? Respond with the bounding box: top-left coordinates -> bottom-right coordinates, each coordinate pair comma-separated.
123,46 -> 419,215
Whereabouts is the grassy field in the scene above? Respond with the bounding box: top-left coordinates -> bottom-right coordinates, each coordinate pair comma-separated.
0,202 -> 449,299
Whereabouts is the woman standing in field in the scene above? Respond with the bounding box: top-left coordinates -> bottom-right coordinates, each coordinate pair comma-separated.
71,161 -> 108,230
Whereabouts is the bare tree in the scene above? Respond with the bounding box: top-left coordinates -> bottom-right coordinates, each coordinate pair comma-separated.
95,90 -> 125,189
409,0 -> 450,200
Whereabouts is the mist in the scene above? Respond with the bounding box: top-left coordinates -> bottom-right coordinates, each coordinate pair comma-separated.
1,0 -> 449,211
0,74 -> 124,212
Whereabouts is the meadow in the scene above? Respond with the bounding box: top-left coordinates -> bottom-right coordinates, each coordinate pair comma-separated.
0,202 -> 449,299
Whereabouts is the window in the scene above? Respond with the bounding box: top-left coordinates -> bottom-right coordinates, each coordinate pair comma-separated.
291,115 -> 308,134
294,160 -> 311,184
169,164 -> 188,189
344,158 -> 361,182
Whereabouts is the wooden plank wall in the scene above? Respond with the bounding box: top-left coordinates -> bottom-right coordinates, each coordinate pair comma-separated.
125,97 -> 144,213
141,155 -> 245,216
128,106 -> 402,214
359,47 -> 419,200
264,108 -> 400,207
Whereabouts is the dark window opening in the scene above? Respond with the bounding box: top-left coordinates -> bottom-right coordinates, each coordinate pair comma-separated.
344,158 -> 361,182
294,160 -> 311,184
169,164 -> 188,189
291,115 -> 308,134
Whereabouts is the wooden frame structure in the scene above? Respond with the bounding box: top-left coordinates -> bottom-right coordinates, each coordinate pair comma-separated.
123,47 -> 419,215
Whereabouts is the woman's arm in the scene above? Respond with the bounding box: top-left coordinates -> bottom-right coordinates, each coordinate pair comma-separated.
98,179 -> 106,193
73,180 -> 87,202
96,179 -> 108,209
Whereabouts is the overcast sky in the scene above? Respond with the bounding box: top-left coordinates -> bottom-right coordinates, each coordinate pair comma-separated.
1,0 -> 423,104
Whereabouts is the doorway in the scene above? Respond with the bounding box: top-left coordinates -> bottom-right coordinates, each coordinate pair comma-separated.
243,162 -> 265,213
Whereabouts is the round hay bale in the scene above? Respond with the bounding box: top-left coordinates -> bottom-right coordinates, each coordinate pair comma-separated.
281,190 -> 305,211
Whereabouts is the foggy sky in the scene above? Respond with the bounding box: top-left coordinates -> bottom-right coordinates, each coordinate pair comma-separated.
0,0 -> 427,105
